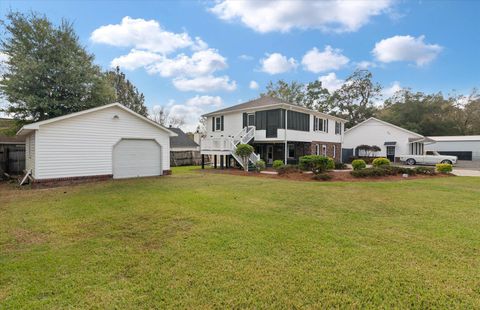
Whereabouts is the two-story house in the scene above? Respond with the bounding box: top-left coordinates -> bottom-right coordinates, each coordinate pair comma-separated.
200,96 -> 346,169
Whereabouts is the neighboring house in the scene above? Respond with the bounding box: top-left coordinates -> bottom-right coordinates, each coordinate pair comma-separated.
200,96 -> 346,168
343,117 -> 429,162
16,103 -> 177,182
169,127 -> 201,166
0,135 -> 26,176
425,136 -> 480,161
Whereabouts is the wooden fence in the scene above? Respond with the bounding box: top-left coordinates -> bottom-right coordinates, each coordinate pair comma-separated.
170,151 -> 201,167
0,144 -> 26,176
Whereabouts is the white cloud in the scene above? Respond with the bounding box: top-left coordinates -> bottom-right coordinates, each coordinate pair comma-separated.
192,37 -> 209,51
355,60 -> 377,69
147,49 -> 227,77
372,35 -> 443,66
91,16 -> 192,54
239,54 -> 253,61
210,0 -> 393,33
301,46 -> 349,73
383,81 -> 402,98
186,95 -> 223,107
318,73 -> 344,93
173,75 -> 237,92
260,53 -> 297,74
110,49 -> 163,70
249,80 -> 259,90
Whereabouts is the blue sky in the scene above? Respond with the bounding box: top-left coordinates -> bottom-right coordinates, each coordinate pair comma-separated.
1,0 -> 479,130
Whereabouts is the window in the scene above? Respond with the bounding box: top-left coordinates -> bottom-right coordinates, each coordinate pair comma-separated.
426,151 -> 435,155
288,144 -> 295,158
213,115 -> 224,131
248,113 -> 255,126
322,145 -> 327,156
315,144 -> 320,155
313,117 -> 329,133
335,121 -> 342,135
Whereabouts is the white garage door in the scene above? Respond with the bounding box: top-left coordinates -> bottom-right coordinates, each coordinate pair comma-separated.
113,139 -> 162,179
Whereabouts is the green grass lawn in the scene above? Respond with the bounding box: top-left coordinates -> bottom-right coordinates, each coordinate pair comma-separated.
1,167 -> 480,308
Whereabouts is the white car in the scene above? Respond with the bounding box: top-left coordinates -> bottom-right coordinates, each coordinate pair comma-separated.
400,151 -> 457,166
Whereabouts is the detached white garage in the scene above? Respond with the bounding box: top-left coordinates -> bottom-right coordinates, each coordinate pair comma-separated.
17,103 -> 177,182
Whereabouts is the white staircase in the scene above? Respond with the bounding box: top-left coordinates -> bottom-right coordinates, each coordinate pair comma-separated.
201,126 -> 260,169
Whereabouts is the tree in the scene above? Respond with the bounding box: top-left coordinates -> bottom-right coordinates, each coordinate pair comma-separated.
0,12 -> 114,122
105,66 -> 148,116
261,79 -> 331,111
149,106 -> 185,128
235,143 -> 254,172
330,70 -> 381,128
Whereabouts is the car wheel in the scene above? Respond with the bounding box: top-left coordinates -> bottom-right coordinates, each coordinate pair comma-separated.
441,160 -> 452,165
406,158 -> 416,166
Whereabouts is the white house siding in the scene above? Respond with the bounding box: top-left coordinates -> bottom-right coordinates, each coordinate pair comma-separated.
343,118 -> 421,158
425,141 -> 480,160
25,132 -> 36,177
34,106 -> 170,180
206,111 -> 343,144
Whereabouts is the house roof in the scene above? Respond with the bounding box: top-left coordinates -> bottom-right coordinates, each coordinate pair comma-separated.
427,135 -> 480,142
169,127 -> 199,149
345,117 -> 424,138
16,103 -> 177,137
203,96 -> 347,122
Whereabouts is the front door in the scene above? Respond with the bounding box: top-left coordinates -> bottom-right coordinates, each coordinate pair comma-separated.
386,146 -> 395,162
266,145 -> 273,165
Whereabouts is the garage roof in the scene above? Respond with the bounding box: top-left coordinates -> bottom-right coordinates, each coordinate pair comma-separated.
428,135 -> 480,142
16,103 -> 177,137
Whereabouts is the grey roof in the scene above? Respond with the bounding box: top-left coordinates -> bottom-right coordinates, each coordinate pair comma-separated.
169,128 -> 199,149
203,96 -> 290,116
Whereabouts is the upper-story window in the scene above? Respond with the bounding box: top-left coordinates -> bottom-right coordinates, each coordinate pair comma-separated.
212,115 -> 224,132
248,113 -> 255,126
335,121 -> 342,135
313,116 -> 328,133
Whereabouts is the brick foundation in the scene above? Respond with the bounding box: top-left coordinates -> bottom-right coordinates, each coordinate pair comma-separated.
310,141 -> 342,162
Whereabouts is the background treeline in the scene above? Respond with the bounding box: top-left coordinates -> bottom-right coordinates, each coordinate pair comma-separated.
262,71 -> 480,136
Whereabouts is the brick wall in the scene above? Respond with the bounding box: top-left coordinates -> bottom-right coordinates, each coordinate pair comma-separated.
310,141 -> 342,162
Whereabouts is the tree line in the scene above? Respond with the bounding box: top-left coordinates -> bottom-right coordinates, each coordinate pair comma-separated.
262,70 -> 480,136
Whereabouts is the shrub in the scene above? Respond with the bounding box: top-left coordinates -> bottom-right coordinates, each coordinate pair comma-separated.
255,160 -> 266,171
436,163 -> 452,174
414,166 -> 436,175
312,173 -> 332,181
277,164 -> 299,175
372,157 -> 390,167
334,162 -> 347,170
299,155 -> 331,173
327,157 -> 335,170
272,160 -> 284,170
235,144 -> 254,171
381,165 -> 416,176
351,167 -> 386,178
351,159 -> 366,170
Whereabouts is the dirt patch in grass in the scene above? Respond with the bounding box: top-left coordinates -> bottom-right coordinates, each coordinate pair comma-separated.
10,228 -> 49,245
203,168 -> 451,182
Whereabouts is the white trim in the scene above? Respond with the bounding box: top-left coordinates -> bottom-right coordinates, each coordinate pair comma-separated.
345,117 -> 423,138
17,103 -> 177,136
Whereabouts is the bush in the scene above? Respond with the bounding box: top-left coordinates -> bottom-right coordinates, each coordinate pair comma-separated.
272,160 -> 284,170
381,165 -> 416,176
255,160 -> 266,171
372,157 -> 390,167
299,155 -> 331,173
334,162 -> 347,170
312,173 -> 332,181
351,167 -> 386,178
327,157 -> 335,170
348,156 -> 376,164
351,159 -> 366,170
414,166 -> 436,175
277,164 -> 299,175
436,163 -> 452,174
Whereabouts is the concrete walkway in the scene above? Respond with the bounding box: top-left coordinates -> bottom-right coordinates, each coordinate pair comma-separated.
452,169 -> 480,177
